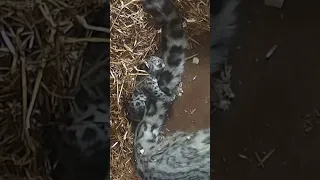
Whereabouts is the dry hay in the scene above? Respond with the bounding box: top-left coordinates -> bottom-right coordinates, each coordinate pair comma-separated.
0,0 -> 107,179
110,0 -> 210,179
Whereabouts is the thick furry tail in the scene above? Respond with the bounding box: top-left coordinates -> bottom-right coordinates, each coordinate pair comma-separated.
211,0 -> 239,74
142,0 -> 187,95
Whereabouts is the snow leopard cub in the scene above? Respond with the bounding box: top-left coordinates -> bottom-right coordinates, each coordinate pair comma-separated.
127,56 -> 176,121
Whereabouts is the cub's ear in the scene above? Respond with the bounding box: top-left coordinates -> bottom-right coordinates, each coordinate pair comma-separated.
137,63 -> 149,72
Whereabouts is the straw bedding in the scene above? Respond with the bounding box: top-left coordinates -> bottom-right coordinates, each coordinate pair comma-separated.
0,0 -> 107,179
110,0 -> 209,179
0,0 -> 208,179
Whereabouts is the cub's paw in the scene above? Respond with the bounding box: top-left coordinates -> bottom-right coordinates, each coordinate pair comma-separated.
176,82 -> 184,97
169,94 -> 177,102
171,82 -> 183,98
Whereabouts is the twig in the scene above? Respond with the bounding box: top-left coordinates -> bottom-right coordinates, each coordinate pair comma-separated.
238,153 -> 248,160
0,28 -> 16,55
0,92 -> 18,99
186,54 -> 198,61
265,44 -> 278,59
256,149 -> 275,167
128,73 -> 148,76
0,47 -> 9,52
75,15 -> 110,33
0,27 -> 18,74
25,32 -> 49,134
25,62 -> 44,129
0,67 -> 10,71
254,152 -> 264,168
188,37 -> 202,47
40,83 -> 75,100
38,3 -> 57,28
21,57 -> 28,128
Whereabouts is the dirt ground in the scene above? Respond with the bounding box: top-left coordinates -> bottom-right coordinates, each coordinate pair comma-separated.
212,0 -> 320,179
165,35 -> 210,132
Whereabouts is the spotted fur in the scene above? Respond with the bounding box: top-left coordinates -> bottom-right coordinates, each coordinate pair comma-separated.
128,0 -> 210,179
142,0 -> 188,96
211,0 -> 239,112
133,98 -> 210,180
127,56 -> 176,121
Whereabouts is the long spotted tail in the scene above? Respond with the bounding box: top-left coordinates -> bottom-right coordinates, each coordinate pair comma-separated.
211,0 -> 239,112
142,0 -> 188,95
211,0 -> 239,74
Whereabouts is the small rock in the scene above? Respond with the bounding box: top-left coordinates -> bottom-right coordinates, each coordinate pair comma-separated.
192,57 -> 199,64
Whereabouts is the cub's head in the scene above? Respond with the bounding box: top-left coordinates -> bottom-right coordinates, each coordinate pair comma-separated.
145,56 -> 165,74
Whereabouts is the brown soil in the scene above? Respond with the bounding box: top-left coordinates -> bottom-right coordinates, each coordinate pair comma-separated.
165,35 -> 210,132
212,0 -> 320,179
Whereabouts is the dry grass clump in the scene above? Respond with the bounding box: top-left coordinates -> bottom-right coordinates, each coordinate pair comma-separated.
0,0 -> 106,179
110,0 -> 209,179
